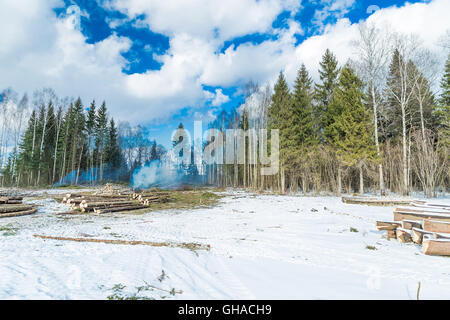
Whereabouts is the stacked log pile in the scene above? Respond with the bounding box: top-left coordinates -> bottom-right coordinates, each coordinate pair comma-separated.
376,200 -> 450,256
0,195 -> 38,218
342,196 -> 412,206
60,189 -> 169,215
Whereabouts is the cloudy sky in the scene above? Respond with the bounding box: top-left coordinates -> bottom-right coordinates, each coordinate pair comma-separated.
0,0 -> 449,143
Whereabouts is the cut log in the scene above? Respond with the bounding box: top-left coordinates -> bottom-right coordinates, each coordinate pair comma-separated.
5,200 -> 22,204
80,201 -> 136,208
401,220 -> 422,230
0,205 -> 34,213
376,221 -> 401,231
0,207 -> 38,218
411,228 -> 433,244
396,228 -> 412,243
394,210 -> 450,223
422,238 -> 450,256
423,220 -> 450,233
56,211 -> 83,216
5,196 -> 23,201
33,234 -> 211,251
94,205 -> 147,214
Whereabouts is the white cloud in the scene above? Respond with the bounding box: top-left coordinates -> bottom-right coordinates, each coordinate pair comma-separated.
107,0 -> 302,41
0,0 -> 448,125
210,89 -> 230,107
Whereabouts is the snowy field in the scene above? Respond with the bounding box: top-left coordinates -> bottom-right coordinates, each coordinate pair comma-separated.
1,190 -> 450,300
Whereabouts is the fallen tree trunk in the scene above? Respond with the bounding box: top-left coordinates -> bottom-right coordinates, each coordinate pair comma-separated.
80,201 -> 136,208
56,211 -> 83,216
342,197 -> 411,206
33,234 -> 211,251
0,205 -> 34,213
0,207 -> 38,218
423,220 -> 450,233
94,205 -> 147,214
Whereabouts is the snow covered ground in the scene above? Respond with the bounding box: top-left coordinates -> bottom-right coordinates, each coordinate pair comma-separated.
1,190 -> 450,300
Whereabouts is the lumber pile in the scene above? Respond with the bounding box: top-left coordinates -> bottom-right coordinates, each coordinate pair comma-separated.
60,189 -> 169,214
0,195 -> 38,218
376,200 -> 450,256
342,196 -> 412,206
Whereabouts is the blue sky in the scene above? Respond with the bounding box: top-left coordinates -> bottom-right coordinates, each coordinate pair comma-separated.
1,0 -> 447,148
54,0 -> 416,146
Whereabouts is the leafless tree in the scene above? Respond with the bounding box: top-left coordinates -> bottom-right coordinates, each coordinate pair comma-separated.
353,22 -> 391,195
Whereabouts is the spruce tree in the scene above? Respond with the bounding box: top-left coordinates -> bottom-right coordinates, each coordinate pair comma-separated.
105,118 -> 121,170
285,64 -> 317,192
438,54 -> 450,151
95,101 -> 108,182
328,67 -> 378,194
86,100 -> 96,184
268,72 -> 291,131
267,71 -> 291,192
315,49 -> 339,141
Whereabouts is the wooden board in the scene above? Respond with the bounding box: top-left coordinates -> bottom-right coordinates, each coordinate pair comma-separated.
435,232 -> 450,240
423,220 -> 450,233
422,238 -> 450,256
395,206 -> 450,215
411,228 -> 433,245
401,220 -> 422,230
376,221 -> 401,231
394,211 -> 450,223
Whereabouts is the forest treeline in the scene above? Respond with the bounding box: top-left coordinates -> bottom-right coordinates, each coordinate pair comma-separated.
203,27 -> 449,197
0,90 -> 165,187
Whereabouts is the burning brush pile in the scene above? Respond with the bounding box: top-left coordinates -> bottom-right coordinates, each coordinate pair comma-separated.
376,200 -> 450,256
59,184 -> 169,215
0,193 -> 38,218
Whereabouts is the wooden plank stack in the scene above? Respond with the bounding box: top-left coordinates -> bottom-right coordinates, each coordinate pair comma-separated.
0,195 -> 38,218
376,200 -> 450,256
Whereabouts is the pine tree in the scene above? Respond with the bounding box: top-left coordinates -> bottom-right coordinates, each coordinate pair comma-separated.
328,67 -> 378,194
315,49 -> 339,141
